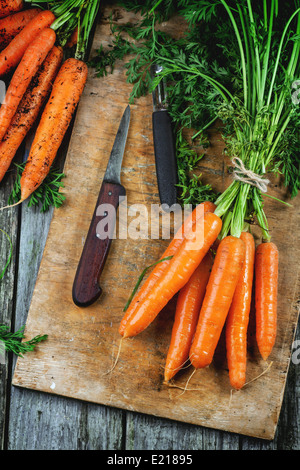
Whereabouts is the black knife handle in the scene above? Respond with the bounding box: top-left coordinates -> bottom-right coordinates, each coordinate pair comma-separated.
152,110 -> 177,208
72,181 -> 126,308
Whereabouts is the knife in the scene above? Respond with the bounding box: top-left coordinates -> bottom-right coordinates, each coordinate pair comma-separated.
72,105 -> 130,307
151,64 -> 177,209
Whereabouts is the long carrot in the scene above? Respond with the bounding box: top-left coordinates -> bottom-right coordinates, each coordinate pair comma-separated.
122,212 -> 222,338
0,28 -> 56,141
0,10 -> 55,77
164,251 -> 213,382
189,235 -> 245,369
255,242 -> 279,361
19,58 -> 88,202
0,46 -> 63,182
0,8 -> 41,50
119,201 -> 216,335
0,0 -> 23,19
225,231 -> 255,390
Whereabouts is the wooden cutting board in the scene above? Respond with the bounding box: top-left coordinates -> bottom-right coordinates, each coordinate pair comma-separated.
12,6 -> 300,440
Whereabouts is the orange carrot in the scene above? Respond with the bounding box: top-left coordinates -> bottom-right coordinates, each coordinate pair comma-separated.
19,58 -> 88,201
0,0 -> 23,19
0,27 -> 56,141
0,46 -> 63,182
164,251 -> 213,382
119,201 -> 216,335
0,10 -> 55,76
66,26 -> 78,48
189,235 -> 245,369
122,212 -> 222,338
225,231 -> 255,389
255,242 -> 279,361
0,8 -> 41,50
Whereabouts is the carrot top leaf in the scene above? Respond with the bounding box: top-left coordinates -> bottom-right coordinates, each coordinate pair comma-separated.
0,324 -> 48,357
25,0 -> 101,59
8,162 -> 65,212
0,229 -> 12,281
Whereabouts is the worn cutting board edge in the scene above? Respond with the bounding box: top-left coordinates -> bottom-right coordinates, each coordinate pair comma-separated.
11,6 -> 300,441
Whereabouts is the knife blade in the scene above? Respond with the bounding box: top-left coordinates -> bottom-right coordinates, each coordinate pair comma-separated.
72,105 -> 130,307
151,64 -> 177,209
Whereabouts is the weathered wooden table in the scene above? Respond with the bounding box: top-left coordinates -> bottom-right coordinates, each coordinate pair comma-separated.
1,3 -> 300,451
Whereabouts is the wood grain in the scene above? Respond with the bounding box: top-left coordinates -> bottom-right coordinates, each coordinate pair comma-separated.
0,164 -> 19,449
11,7 -> 300,441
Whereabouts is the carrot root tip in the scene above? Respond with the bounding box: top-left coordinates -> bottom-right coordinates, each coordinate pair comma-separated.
243,361 -> 273,388
102,337 -> 124,375
0,199 -> 23,210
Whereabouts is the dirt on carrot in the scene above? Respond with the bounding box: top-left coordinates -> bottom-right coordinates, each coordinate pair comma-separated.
0,8 -> 41,50
0,27 -> 56,141
0,45 -> 63,182
0,9 -> 55,76
0,0 -> 23,19
19,58 -> 88,202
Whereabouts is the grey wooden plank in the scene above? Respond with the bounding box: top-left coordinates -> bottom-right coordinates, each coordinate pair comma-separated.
125,412 -> 240,450
8,389 -> 125,450
0,169 -> 20,450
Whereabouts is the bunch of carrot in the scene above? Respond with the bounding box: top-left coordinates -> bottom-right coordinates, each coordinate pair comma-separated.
0,2 -> 88,204
119,202 -> 278,390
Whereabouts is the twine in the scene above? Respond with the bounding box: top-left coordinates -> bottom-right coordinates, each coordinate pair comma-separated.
231,157 -> 270,193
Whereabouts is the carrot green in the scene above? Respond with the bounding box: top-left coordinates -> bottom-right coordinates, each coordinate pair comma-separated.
90,0 -> 300,240
25,0 -> 101,59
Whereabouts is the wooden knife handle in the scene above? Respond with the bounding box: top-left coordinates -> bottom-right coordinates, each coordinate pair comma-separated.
72,181 -> 126,307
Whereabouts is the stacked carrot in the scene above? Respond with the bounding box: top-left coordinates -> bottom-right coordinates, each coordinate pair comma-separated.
119,203 -> 279,390
0,3 -> 88,200
0,7 -> 41,50
0,0 -> 24,19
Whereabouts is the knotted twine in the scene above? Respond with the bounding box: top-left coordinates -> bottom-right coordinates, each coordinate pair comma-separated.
231,157 -> 270,193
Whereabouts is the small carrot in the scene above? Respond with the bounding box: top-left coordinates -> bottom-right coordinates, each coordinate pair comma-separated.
0,8 -> 41,50
19,58 -> 88,202
164,251 -> 213,383
122,212 -> 222,338
225,231 -> 255,390
189,235 -> 245,370
0,10 -> 55,77
0,46 -> 63,182
255,242 -> 279,361
0,28 -> 56,141
119,201 -> 216,335
66,26 -> 78,48
0,0 -> 23,19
